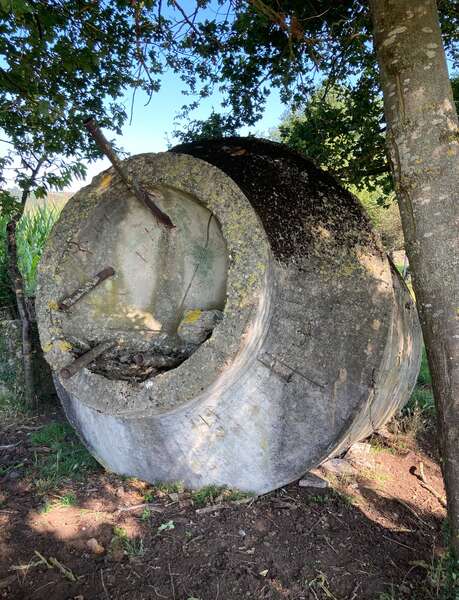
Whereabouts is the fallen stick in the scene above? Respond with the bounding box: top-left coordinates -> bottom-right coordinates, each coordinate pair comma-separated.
33,551 -> 53,569
0,442 -> 20,450
84,118 -> 174,229
9,559 -> 43,572
58,267 -> 115,311
195,503 -> 226,515
396,498 -> 434,529
117,503 -> 164,514
382,535 -> 416,552
48,557 -> 77,582
418,462 -> 447,508
59,341 -> 115,380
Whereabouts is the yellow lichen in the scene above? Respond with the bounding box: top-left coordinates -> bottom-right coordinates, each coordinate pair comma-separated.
57,340 -> 72,352
181,309 -> 202,324
96,173 -> 113,195
47,300 -> 59,310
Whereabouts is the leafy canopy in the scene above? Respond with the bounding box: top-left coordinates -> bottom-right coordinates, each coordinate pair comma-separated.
1,0 -> 457,200
0,0 -> 141,199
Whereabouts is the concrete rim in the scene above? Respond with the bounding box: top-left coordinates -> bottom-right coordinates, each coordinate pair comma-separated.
37,152 -> 272,417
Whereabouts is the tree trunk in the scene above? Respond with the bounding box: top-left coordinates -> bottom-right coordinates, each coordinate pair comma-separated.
7,189 -> 35,409
370,0 -> 459,553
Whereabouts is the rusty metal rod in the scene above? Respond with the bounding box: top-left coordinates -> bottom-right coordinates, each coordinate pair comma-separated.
58,267 -> 115,311
59,341 -> 115,380
84,117 -> 174,229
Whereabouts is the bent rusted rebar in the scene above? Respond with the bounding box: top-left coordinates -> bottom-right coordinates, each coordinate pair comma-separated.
84,117 -> 174,229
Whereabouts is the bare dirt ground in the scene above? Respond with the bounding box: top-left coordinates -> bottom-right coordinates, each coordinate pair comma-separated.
0,409 -> 448,600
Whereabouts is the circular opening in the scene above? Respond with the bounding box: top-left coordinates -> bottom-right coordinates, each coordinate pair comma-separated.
59,185 -> 228,381
37,152 -> 271,416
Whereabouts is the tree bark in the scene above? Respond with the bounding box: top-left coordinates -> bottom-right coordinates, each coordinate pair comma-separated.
6,156 -> 44,410
370,0 -> 459,553
7,195 -> 35,409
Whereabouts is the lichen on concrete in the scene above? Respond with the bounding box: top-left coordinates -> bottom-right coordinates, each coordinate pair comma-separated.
36,139 -> 421,494
37,151 -> 271,415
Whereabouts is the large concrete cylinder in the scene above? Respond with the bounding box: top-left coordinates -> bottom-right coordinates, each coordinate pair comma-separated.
36,138 -> 421,494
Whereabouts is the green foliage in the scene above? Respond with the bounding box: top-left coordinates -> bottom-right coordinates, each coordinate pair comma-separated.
192,485 -> 222,507
140,508 -> 151,521
30,422 -> 99,490
157,520 -> 175,532
0,391 -> 25,420
404,348 -> 435,419
378,552 -> 459,599
304,494 -> 331,506
278,81 -> 390,198
0,0 -> 143,197
0,204 -> 59,307
192,485 -> 251,507
0,459 -> 25,477
143,489 -> 156,503
1,1 -> 457,198
173,110 -> 239,143
112,526 -> 145,556
350,186 -> 403,252
113,526 -> 128,539
123,537 -> 145,557
16,206 -> 59,296
39,493 -> 76,513
155,2 -> 458,136
276,75 -> 458,209
57,492 -> 77,507
153,481 -> 184,494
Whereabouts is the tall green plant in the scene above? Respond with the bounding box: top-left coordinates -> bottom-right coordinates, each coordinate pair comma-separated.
0,205 -> 59,310
17,206 -> 59,297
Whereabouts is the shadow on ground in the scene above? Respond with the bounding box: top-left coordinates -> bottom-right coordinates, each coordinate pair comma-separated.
0,409 -> 448,600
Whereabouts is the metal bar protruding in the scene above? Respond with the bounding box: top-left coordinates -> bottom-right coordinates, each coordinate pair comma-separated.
84,117 -> 175,229
58,267 -> 115,311
59,341 -> 115,380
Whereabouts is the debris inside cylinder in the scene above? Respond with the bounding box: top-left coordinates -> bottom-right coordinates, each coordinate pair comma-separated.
68,309 -> 223,382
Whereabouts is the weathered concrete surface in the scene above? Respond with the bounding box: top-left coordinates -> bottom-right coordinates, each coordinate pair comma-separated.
36,139 -> 422,493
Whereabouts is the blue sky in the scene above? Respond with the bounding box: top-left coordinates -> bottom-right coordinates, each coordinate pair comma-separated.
73,69 -> 285,191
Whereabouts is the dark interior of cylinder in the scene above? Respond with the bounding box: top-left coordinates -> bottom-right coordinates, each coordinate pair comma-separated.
58,186 -> 228,382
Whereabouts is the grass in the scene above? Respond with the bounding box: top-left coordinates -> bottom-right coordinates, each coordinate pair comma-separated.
404,348 -> 434,417
304,489 -> 357,508
359,466 -> 391,484
0,461 -> 25,477
143,489 -> 156,502
112,526 -> 145,557
140,508 -> 151,521
191,485 -> 252,507
153,481 -> 184,494
369,436 -> 398,455
395,347 -> 435,437
29,422 -> 99,492
378,552 -> 459,599
39,493 -> 78,513
0,391 -> 28,422
192,485 -> 223,507
57,492 -> 77,506
307,571 -> 338,599
0,205 -> 60,308
304,494 -> 332,506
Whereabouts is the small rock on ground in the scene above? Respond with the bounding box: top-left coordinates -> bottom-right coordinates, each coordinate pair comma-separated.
345,442 -> 374,468
298,473 -> 329,489
320,458 -> 356,476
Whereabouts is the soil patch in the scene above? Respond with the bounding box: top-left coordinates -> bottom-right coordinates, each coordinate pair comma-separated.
0,412 -> 447,600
